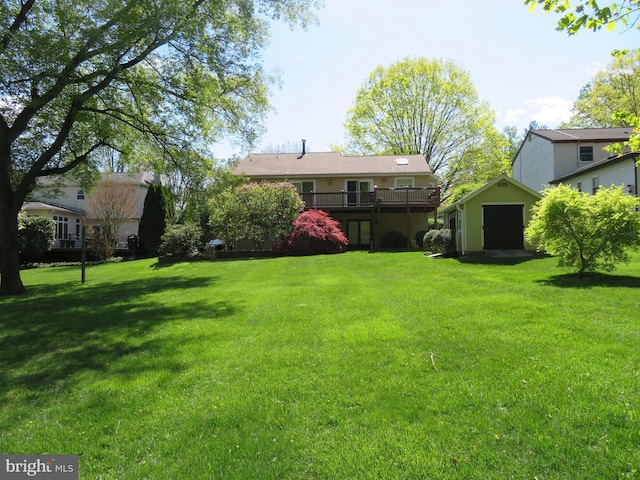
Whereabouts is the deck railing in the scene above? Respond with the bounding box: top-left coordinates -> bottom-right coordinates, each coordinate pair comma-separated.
52,234 -> 137,250
301,187 -> 440,210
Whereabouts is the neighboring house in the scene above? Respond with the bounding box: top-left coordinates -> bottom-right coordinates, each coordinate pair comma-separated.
441,174 -> 542,255
512,127 -> 635,193
549,152 -> 639,195
232,149 -> 440,249
23,172 -> 157,249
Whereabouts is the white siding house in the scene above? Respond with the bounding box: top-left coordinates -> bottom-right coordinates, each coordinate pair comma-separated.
512,128 -> 634,192
550,153 -> 639,196
512,133 -> 555,193
23,172 -> 157,249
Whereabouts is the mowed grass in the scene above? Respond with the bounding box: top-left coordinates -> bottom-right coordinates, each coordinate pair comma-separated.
1,251 -> 639,479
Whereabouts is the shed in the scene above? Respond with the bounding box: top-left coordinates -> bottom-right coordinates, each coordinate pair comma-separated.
441,175 -> 542,255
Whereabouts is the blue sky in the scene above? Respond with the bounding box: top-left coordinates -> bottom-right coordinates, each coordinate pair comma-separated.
213,0 -> 638,158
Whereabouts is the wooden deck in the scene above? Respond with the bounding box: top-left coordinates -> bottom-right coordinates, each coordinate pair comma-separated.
300,187 -> 440,211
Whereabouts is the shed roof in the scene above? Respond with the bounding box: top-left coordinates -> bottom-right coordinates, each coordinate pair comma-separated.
233,152 -> 433,178
441,174 -> 542,215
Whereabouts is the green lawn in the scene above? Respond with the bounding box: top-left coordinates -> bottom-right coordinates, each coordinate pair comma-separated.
1,252 -> 639,479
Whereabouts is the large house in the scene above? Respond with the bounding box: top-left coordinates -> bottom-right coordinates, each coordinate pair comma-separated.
23,172 -> 157,249
232,149 -> 440,249
512,127 -> 636,193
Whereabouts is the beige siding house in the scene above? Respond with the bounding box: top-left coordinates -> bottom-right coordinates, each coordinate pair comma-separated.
232,151 -> 440,249
23,172 -> 156,249
441,175 -> 542,255
512,128 -> 634,192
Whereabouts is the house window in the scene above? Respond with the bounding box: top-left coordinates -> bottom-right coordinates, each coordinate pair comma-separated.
52,215 -> 69,240
579,146 -> 594,162
592,176 -> 600,194
77,189 -> 85,200
395,178 -> 414,188
576,181 -> 582,192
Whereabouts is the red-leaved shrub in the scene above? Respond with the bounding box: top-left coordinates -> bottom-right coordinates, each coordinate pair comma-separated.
274,209 -> 348,255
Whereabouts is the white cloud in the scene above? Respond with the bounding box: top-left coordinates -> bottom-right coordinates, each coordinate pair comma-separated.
503,108 -> 526,125
525,96 -> 573,127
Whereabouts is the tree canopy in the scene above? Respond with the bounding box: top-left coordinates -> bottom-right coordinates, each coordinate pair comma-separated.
209,182 -> 303,249
562,49 -> 640,129
525,0 -> 640,34
343,57 -> 508,197
0,0 -> 321,295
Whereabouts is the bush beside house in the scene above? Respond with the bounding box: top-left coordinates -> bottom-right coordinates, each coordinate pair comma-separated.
159,224 -> 203,258
423,229 -> 454,256
18,215 -> 56,262
274,210 -> 348,255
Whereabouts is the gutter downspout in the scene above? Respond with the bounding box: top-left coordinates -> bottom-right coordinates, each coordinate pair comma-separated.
634,158 -> 639,197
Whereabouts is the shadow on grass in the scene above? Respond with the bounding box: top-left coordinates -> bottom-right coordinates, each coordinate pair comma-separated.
0,274 -> 238,402
536,272 -> 640,288
456,253 -> 549,266
150,256 -> 276,268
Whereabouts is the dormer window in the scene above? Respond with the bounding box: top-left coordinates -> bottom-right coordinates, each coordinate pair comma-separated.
579,146 -> 593,162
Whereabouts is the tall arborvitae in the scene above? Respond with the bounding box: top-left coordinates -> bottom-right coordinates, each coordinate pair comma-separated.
139,184 -> 175,255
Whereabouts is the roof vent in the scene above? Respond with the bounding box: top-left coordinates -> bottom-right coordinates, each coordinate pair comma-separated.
395,158 -> 409,165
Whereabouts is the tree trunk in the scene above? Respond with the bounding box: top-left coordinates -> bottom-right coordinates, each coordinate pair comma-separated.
0,207 -> 26,295
0,137 -> 27,295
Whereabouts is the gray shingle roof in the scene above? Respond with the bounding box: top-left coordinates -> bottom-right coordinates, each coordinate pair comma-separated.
530,127 -> 633,143
23,201 -> 85,214
233,152 -> 432,177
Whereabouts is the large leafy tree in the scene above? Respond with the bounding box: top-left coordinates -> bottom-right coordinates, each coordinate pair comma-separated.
209,182 -> 303,249
0,0 -> 320,295
526,184 -> 640,274
562,49 -> 640,128
343,57 -> 505,197
189,164 -> 249,242
525,0 -> 640,34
